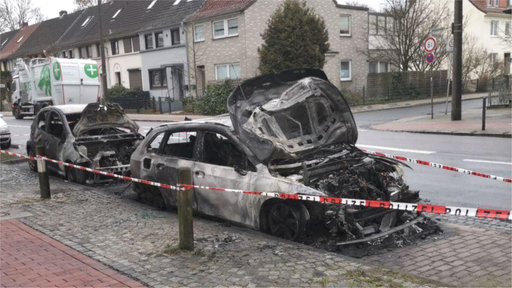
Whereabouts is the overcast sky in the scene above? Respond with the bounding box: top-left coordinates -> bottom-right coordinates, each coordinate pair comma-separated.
32,0 -> 386,21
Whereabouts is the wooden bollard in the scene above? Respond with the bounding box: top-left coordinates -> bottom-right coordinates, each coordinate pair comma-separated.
36,142 -> 50,199
177,167 -> 194,251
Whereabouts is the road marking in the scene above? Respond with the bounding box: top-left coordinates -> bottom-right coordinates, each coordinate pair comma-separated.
463,159 -> 512,166
8,125 -> 31,128
358,129 -> 368,132
356,144 -> 436,155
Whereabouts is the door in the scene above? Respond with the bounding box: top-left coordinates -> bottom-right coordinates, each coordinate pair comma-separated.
193,131 -> 258,226
44,111 -> 66,172
149,130 -> 199,209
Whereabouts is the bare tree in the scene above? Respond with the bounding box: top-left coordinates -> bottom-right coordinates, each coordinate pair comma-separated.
0,0 -> 45,33
365,0 -> 451,72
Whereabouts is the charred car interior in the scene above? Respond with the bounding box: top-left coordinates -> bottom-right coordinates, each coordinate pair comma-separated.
27,103 -> 143,183
130,69 -> 432,246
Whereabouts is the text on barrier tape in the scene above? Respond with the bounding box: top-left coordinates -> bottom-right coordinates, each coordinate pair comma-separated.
1,150 -> 510,221
361,149 -> 511,184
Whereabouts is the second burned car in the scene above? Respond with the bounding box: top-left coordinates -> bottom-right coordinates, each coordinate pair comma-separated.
130,69 -> 422,243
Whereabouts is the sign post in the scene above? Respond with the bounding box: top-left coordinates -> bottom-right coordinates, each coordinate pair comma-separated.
424,37 -> 437,120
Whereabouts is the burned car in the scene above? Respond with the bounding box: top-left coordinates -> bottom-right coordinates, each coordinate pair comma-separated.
130,69 -> 421,243
27,103 -> 144,183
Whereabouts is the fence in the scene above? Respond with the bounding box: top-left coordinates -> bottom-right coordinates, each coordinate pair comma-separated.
463,75 -> 510,93
366,70 -> 449,101
107,91 -> 153,113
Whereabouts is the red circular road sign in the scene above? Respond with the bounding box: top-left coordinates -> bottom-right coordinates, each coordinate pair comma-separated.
426,52 -> 435,64
424,37 -> 437,52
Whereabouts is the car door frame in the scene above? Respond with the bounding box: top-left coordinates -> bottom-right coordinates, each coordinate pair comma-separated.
44,110 -> 69,174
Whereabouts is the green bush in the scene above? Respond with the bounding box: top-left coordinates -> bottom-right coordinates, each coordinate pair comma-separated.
107,84 -> 131,98
194,81 -> 234,115
182,95 -> 196,113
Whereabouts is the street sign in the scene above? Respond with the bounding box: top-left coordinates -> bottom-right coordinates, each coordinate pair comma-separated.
431,27 -> 444,38
447,35 -> 454,52
426,53 -> 435,64
424,37 -> 437,52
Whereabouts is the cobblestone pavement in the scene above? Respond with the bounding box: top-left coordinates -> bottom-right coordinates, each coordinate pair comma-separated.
1,219 -> 144,287
1,161 -> 510,287
0,162 -> 442,287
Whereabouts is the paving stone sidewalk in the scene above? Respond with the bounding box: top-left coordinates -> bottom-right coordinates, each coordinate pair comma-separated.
0,219 -> 144,288
0,161 -> 444,288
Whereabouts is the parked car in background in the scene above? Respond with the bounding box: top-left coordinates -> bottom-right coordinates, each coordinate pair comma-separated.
26,103 -> 144,183
130,69 -> 421,243
0,113 -> 11,149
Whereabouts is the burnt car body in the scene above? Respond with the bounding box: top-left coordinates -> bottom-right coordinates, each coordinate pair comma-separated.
27,103 -> 144,183
131,69 -> 421,243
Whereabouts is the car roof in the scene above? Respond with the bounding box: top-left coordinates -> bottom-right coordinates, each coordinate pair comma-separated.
155,114 -> 234,130
44,104 -> 87,115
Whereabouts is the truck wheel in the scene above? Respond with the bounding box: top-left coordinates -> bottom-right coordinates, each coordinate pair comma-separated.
13,106 -> 23,120
267,201 -> 309,241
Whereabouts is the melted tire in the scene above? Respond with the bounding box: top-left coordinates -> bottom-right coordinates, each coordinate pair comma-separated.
27,150 -> 37,172
267,201 -> 309,242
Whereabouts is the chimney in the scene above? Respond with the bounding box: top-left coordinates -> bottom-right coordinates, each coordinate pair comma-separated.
59,10 -> 68,17
22,22 -> 28,28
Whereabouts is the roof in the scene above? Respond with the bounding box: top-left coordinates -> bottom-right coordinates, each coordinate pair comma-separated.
0,24 -> 40,60
187,0 -> 256,22
10,12 -> 82,59
139,0 -> 206,32
0,29 -> 20,52
469,0 -> 510,14
333,0 -> 369,11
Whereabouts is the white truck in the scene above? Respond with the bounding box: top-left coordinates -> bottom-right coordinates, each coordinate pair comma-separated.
11,57 -> 100,119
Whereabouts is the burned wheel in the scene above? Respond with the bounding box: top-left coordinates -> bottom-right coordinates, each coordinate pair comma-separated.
13,106 -> 23,120
28,150 -> 37,172
66,164 -> 87,184
267,201 -> 308,241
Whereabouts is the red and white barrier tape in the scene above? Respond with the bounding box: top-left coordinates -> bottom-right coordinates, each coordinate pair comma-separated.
1,149 -> 510,221
178,184 -> 512,221
362,149 -> 512,184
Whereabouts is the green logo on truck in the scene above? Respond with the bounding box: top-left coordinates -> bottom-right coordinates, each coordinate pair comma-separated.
38,66 -> 52,96
53,62 -> 61,80
84,64 -> 98,78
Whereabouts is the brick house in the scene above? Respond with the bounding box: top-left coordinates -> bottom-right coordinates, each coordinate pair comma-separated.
185,0 -> 370,95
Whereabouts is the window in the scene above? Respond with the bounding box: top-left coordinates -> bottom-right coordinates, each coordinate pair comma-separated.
81,16 -> 93,27
215,63 -> 240,80
194,24 -> 204,42
68,50 -> 74,58
340,61 -> 351,81
155,31 -> 164,48
202,132 -> 252,170
213,18 -> 238,39
37,111 -> 49,131
80,46 -> 90,58
16,36 -> 24,43
87,46 -> 92,58
386,17 -> 394,34
161,131 -> 197,159
369,15 -> 377,35
48,112 -> 64,139
171,28 -> 180,45
490,53 -> 498,63
369,61 -> 389,73
379,62 -> 388,73
111,40 -> 119,55
506,22 -> 511,36
145,34 -> 153,49
112,9 -> 122,20
132,36 -> 140,52
62,51 -> 67,58
491,20 -> 499,36
115,72 -> 121,85
378,16 -> 386,35
96,44 -> 101,57
369,61 -> 377,73
147,0 -> 157,9
340,15 -> 351,36
173,0 -> 181,5
149,68 -> 167,89
146,132 -> 165,153
124,38 -> 133,53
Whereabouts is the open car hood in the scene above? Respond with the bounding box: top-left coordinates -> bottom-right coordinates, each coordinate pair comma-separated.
227,69 -> 358,164
73,103 -> 139,136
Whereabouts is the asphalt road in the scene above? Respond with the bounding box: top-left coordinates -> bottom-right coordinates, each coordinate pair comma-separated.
3,100 -> 511,211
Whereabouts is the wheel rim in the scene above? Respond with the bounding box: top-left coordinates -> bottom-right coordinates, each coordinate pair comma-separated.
268,203 -> 300,240
28,151 -> 37,171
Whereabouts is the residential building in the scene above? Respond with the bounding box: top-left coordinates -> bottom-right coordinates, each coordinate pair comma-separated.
0,29 -> 19,71
368,12 -> 396,74
186,0 -> 370,95
0,23 -> 40,72
138,0 -> 205,102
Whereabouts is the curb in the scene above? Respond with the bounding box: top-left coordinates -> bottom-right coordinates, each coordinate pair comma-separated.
373,129 -> 512,138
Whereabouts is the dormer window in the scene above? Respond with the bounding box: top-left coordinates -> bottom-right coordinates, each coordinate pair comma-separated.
112,9 -> 122,20
16,36 -> 24,43
147,0 -> 157,9
81,16 -> 93,27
